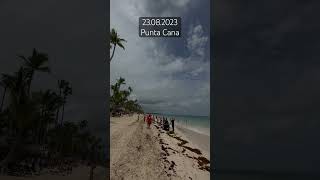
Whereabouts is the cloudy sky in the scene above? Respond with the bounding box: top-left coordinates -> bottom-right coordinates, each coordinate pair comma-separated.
110,0 -> 210,116
0,0 -> 107,132
214,0 -> 320,174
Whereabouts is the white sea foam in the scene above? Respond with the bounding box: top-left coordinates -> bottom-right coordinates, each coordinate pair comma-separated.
175,121 -> 210,136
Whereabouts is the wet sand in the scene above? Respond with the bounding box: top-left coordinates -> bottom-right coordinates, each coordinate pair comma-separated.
175,126 -> 210,159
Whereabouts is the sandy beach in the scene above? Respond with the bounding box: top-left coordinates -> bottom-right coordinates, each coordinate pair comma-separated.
110,114 -> 210,180
175,126 -> 210,159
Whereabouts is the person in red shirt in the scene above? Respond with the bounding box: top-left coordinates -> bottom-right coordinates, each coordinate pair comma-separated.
147,114 -> 152,128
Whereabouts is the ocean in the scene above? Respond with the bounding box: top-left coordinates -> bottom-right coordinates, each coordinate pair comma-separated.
152,113 -> 210,155
152,114 -> 210,136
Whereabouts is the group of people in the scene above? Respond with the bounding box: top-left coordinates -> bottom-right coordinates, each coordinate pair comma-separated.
141,114 -> 175,132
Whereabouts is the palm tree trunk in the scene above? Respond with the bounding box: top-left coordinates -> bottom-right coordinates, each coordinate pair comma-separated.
61,101 -> 65,125
55,108 -> 60,126
0,87 -> 6,112
110,44 -> 116,61
27,71 -> 34,95
42,121 -> 48,145
9,114 -> 13,137
38,106 -> 44,144
89,165 -> 95,180
55,85 -> 62,126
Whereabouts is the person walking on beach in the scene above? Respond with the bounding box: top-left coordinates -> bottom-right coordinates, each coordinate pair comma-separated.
163,118 -> 169,131
147,114 -> 152,128
171,118 -> 175,132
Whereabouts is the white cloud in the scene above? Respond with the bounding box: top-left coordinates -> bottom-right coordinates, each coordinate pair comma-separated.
190,66 -> 204,76
187,25 -> 209,56
131,0 -> 191,17
110,0 -> 210,115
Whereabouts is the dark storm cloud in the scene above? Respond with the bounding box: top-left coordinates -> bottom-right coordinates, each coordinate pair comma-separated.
214,0 -> 320,173
0,1 -> 107,130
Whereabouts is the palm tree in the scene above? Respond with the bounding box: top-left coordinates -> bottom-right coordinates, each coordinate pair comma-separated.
0,86 -> 6,112
78,120 -> 88,131
0,74 -> 12,112
18,48 -> 50,94
33,90 -> 63,144
109,28 -> 126,61
110,77 -> 141,115
55,80 -> 67,125
1,97 -> 39,168
110,77 -> 126,114
60,81 -> 72,125
1,68 -> 30,135
61,122 -> 78,155
0,68 -> 39,168
110,77 -> 144,115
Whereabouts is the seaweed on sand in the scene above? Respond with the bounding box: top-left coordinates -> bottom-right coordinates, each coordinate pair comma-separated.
167,134 -> 202,155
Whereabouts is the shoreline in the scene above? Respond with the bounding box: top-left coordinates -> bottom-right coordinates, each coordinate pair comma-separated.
175,122 -> 210,136
110,114 -> 210,179
175,125 -> 210,159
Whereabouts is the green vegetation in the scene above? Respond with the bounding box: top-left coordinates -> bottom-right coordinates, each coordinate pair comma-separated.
110,77 -> 143,116
109,28 -> 143,116
109,28 -> 126,61
0,48 -> 106,176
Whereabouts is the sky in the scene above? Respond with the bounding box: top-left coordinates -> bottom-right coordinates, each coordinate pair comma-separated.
4,0 -> 319,176
0,0 -> 107,133
110,0 -> 210,116
214,0 -> 320,174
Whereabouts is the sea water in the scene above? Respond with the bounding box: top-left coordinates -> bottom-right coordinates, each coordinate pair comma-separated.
153,114 -> 210,136
153,113 -> 211,157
